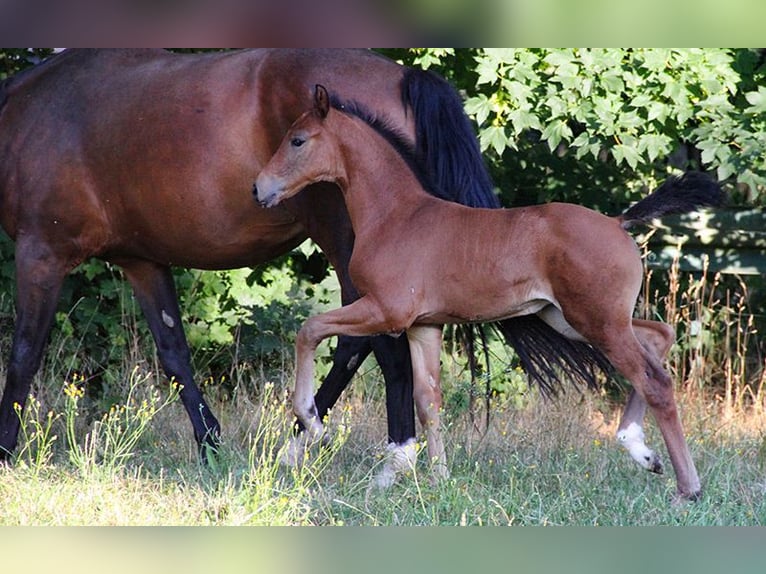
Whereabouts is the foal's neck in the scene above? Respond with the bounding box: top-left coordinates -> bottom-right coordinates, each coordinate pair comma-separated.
335,114 -> 435,233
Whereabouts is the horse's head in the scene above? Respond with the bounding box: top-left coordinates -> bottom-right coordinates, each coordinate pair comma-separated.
255,84 -> 338,208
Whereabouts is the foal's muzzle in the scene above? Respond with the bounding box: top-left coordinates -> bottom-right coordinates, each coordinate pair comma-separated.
252,182 -> 267,207
252,184 -> 275,208
253,175 -> 283,208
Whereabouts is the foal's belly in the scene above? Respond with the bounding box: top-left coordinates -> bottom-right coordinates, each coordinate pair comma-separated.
416,297 -> 552,326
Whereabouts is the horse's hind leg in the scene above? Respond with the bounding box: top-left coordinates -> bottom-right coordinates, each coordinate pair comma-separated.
0,241 -> 68,460
120,260 -> 220,460
304,333 -> 415,447
371,334 -> 416,446
616,319 -> 676,474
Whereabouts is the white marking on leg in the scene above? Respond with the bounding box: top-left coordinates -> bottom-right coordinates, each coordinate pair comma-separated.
617,422 -> 662,473
280,433 -> 308,467
372,438 -> 418,489
161,310 -> 175,328
346,353 -> 359,371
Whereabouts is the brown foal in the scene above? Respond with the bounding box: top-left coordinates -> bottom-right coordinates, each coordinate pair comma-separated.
256,85 -> 726,500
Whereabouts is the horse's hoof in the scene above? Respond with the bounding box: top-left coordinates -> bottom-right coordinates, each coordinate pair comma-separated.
371,440 -> 418,490
198,430 -> 223,466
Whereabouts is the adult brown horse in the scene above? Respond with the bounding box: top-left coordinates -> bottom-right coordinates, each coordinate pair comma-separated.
255,85 -> 726,500
0,49 -> 504,473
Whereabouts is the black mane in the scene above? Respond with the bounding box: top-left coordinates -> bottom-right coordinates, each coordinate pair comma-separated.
329,95 -> 455,202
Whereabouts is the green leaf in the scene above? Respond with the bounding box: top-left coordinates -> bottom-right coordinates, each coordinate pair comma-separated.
479,125 -> 511,155
637,133 -> 672,162
744,86 -> 766,114
475,56 -> 500,85
541,119 -> 572,152
508,108 -> 542,135
464,95 -> 492,126
611,144 -> 642,169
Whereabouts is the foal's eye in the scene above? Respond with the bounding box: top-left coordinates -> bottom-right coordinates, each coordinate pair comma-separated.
291,137 -> 305,148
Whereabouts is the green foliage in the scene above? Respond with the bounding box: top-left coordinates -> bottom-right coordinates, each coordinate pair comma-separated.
386,48 -> 766,208
0,48 -> 53,79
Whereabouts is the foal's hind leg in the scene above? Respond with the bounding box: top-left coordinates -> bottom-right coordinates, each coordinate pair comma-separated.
120,260 -> 221,460
600,327 -> 700,500
0,241 -> 67,460
616,319 -> 675,474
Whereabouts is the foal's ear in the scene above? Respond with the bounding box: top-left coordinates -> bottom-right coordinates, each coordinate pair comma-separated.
313,84 -> 330,119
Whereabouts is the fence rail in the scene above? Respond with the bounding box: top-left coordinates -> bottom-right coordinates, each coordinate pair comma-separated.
640,208 -> 766,275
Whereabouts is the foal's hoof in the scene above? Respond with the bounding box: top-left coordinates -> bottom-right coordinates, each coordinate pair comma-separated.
280,434 -> 308,467
371,440 -> 418,490
673,489 -> 702,505
646,454 -> 663,475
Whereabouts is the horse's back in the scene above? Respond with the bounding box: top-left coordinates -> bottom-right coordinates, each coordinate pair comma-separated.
0,49 -> 413,268
0,50 -> 288,264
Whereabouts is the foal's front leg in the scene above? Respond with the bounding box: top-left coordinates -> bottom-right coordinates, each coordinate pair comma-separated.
407,325 -> 448,480
284,297 -> 398,463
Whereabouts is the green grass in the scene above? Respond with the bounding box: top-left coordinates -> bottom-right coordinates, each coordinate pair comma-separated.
1,361 -> 765,526
1,258 -> 764,525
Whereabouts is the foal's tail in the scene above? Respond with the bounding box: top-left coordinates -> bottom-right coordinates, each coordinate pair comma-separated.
619,171 -> 726,229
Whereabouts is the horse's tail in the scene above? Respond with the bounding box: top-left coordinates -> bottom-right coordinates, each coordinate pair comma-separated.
619,171 -> 726,229
491,317 -> 615,397
401,67 -> 499,208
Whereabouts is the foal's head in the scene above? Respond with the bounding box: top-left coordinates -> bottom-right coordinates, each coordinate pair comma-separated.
255,84 -> 340,208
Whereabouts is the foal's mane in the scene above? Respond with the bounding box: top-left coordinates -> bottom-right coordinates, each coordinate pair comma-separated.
328,95 -> 454,202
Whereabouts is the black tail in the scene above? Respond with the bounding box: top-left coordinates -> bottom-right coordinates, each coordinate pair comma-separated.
402,66 -> 618,405
492,317 -> 615,397
620,171 -> 726,229
401,67 -> 500,208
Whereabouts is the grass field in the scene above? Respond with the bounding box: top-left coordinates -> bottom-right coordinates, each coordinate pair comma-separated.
1,359 -> 764,526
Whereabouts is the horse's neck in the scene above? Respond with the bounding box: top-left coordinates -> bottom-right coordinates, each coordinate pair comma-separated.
338,124 -> 434,235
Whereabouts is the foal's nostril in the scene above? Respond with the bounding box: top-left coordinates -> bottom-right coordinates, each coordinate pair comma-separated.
251,182 -> 259,198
